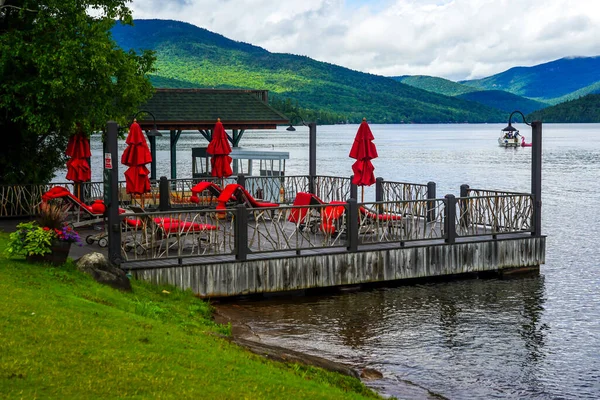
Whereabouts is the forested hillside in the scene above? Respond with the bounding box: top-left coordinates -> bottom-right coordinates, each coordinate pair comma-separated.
527,94 -> 600,123
393,76 -> 477,96
112,19 -> 506,124
457,90 -> 547,114
461,56 -> 600,103
394,76 -> 547,114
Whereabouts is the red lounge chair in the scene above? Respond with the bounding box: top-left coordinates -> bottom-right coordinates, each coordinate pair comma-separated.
288,192 -> 346,234
42,186 -> 126,228
189,181 -> 226,204
123,207 -> 218,254
216,184 -> 279,211
288,192 -> 402,235
124,216 -> 217,234
359,206 -> 403,222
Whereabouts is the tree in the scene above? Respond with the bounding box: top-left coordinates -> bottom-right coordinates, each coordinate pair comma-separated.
0,0 -> 155,184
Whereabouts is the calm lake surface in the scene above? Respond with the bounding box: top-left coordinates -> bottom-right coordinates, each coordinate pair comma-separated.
85,123 -> 600,399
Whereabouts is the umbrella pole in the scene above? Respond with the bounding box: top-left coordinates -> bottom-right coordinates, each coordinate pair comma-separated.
361,186 -> 364,203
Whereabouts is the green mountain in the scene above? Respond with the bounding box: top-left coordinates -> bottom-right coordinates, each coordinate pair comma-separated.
393,75 -> 477,96
549,81 -> 600,105
111,19 -> 506,124
393,75 -> 547,114
527,94 -> 600,123
461,56 -> 600,102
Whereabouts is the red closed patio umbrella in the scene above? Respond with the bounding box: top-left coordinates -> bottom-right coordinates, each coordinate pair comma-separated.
207,118 -> 232,180
121,120 -> 152,197
349,118 -> 378,188
66,132 -> 91,199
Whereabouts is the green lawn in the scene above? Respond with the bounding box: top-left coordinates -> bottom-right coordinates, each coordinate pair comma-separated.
0,232 -> 382,399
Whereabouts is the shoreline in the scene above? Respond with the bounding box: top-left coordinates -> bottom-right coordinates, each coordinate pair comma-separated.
213,303 -> 448,400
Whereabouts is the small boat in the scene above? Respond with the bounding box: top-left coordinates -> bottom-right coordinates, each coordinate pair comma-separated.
498,129 -> 521,147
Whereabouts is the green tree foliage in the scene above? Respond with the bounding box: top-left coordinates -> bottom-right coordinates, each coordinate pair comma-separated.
393,75 -> 478,96
0,0 -> 156,184
527,94 -> 600,123
112,20 -> 506,126
394,76 -> 549,114
269,95 -> 349,125
457,90 -> 548,114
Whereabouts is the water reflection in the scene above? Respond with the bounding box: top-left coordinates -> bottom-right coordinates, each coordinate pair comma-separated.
220,275 -> 548,399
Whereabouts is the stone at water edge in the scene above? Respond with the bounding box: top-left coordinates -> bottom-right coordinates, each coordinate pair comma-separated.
360,368 -> 384,381
76,252 -> 132,292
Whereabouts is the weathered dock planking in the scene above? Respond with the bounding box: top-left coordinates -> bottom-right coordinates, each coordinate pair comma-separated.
129,235 -> 545,298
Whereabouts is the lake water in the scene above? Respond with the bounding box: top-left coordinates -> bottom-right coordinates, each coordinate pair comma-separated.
84,123 -> 600,399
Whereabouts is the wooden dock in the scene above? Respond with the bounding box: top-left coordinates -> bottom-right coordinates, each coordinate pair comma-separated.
127,233 -> 545,298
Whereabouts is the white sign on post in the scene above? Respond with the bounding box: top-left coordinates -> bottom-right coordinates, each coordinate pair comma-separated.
104,153 -> 112,169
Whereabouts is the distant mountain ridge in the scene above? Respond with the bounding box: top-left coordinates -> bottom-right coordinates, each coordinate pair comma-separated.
460,56 -> 600,102
392,75 -> 549,114
112,19 -> 600,123
111,19 -> 506,123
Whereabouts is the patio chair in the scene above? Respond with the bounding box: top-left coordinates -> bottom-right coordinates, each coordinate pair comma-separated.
357,204 -> 403,238
123,206 -> 218,255
42,186 -> 107,228
189,181 -> 226,205
288,192 -> 346,234
216,184 -> 279,210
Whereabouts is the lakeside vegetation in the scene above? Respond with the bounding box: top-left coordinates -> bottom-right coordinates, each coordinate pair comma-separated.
527,94 -> 600,123
0,233 -> 381,399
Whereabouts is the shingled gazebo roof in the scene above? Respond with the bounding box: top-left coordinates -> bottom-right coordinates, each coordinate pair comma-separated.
136,88 -> 289,131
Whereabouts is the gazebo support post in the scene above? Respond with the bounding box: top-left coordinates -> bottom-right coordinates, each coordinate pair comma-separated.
148,135 -> 157,181
170,129 -> 182,179
105,121 -> 122,267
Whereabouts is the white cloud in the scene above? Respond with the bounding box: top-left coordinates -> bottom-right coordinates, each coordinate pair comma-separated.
128,0 -> 600,80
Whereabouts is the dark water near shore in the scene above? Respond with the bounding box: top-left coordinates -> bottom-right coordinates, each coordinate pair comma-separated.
83,123 -> 600,399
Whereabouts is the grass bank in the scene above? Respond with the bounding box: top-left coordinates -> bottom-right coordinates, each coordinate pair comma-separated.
0,233 -> 382,399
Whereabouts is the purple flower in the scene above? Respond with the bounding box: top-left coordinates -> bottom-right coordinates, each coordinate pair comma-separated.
55,224 -> 82,246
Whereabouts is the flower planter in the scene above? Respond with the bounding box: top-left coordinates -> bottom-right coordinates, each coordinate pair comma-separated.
27,241 -> 72,265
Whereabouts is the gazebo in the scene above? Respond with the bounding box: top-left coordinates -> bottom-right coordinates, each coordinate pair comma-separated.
136,88 -> 289,180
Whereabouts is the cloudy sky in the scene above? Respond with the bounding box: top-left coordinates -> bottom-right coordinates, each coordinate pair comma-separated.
128,0 -> 600,81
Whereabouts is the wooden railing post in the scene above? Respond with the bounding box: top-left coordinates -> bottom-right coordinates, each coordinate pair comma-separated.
237,173 -> 246,189
350,175 -> 357,201
531,121 -> 542,237
235,205 -> 249,261
444,194 -> 456,244
346,198 -> 358,252
159,176 -> 170,211
459,184 -> 470,229
427,181 -> 437,222
375,177 -> 384,214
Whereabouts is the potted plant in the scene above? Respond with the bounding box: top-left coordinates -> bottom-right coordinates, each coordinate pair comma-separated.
5,203 -> 82,265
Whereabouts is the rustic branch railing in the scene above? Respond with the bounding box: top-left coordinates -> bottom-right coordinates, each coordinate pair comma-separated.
380,180 -> 430,202
118,197 -> 452,265
120,208 -> 235,261
358,199 -> 445,245
456,193 -> 533,237
314,175 -> 351,203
